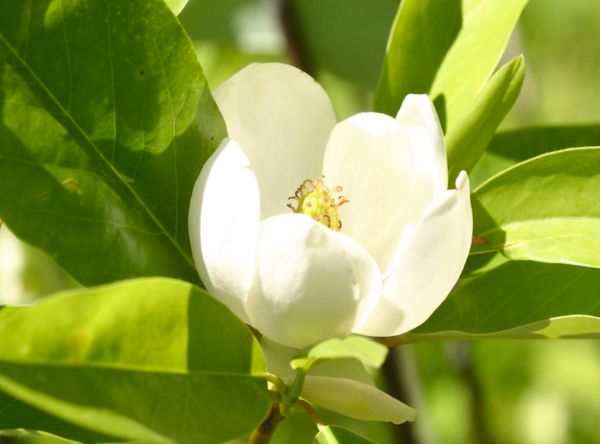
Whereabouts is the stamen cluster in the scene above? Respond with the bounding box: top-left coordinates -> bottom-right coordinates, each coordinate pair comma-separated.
287,175 -> 348,231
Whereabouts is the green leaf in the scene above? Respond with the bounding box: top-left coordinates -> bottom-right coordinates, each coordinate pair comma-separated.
471,147 -> 600,268
164,0 -> 189,16
375,0 -> 527,132
0,279 -> 270,444
314,426 -> 377,444
302,376 -> 416,424
470,125 -> 600,188
0,390 -> 115,444
0,306 -> 24,323
0,0 -> 226,287
409,261 -> 600,340
446,56 -> 525,185
291,336 -> 387,371
0,430 -> 80,444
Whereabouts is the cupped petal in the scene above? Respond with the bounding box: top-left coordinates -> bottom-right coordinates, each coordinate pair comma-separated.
396,94 -> 448,195
246,213 -> 360,349
189,139 -> 260,323
330,233 -> 383,333
356,172 -> 472,337
302,376 -> 417,424
321,113 -> 417,274
214,63 -> 337,220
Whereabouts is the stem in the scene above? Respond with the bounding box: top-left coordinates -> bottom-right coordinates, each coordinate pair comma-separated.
249,403 -> 286,444
297,400 -> 326,429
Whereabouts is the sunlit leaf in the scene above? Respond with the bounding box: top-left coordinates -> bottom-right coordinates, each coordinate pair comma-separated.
0,279 -> 270,444
375,0 -> 527,132
471,147 -> 600,268
446,56 -> 525,185
291,336 -> 387,371
0,0 -> 225,287
314,425 -> 377,444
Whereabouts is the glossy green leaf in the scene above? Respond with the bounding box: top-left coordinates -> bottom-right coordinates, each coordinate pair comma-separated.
470,125 -> 600,188
0,430 -> 80,444
446,56 -> 525,184
0,279 -> 270,444
0,0 -> 225,287
407,261 -> 600,341
314,426 -> 377,444
291,336 -> 387,371
375,0 -> 527,132
471,147 -> 600,267
164,0 -> 189,16
0,306 -> 24,323
0,390 -> 115,444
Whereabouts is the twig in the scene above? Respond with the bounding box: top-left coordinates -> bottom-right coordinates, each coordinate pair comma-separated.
249,403 -> 286,444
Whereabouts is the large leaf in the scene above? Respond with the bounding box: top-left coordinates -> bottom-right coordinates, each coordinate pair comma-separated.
0,390 -> 115,444
399,261 -> 600,341
314,426 -> 377,444
446,56 -> 525,184
471,147 -> 600,268
0,279 -> 270,444
470,125 -> 600,187
0,0 -> 226,286
375,0 -> 527,131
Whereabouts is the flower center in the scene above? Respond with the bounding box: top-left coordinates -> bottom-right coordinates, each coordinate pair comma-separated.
287,175 -> 348,231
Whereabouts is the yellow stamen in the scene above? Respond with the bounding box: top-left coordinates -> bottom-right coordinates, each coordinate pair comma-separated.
287,175 -> 348,231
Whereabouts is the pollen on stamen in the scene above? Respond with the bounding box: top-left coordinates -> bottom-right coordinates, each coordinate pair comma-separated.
287,175 -> 348,231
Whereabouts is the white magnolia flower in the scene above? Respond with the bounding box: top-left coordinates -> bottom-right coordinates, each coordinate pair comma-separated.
189,63 -> 472,350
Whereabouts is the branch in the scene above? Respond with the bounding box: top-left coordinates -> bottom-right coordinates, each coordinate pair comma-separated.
249,403 -> 286,444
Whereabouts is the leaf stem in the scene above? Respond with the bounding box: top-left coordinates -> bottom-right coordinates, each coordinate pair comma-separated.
248,403 -> 286,444
297,400 -> 326,429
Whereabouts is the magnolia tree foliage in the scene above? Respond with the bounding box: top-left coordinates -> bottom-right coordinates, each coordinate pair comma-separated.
0,0 -> 599,443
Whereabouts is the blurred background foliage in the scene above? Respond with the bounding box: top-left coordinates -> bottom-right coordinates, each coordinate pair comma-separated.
2,0 -> 600,442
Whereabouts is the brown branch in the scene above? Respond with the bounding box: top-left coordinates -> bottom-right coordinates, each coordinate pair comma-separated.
249,403 -> 286,444
297,400 -> 326,429
273,0 -> 313,74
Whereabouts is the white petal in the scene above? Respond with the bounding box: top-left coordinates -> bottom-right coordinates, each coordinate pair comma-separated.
396,94 -> 448,195
246,214 -> 360,349
214,63 -> 337,220
302,376 -> 417,424
330,233 -> 383,333
322,113 -> 417,274
356,172 -> 472,337
189,139 -> 259,323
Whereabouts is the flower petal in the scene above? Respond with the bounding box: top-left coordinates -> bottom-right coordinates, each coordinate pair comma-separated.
246,213 -> 360,349
321,113 -> 417,274
302,376 -> 417,424
396,94 -> 448,195
214,63 -> 337,220
189,139 -> 259,323
356,172 -> 472,337
331,233 -> 382,333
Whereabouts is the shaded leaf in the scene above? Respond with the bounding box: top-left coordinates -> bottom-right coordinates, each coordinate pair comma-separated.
0,430 -> 79,444
0,0 -> 225,286
0,279 -> 270,444
471,147 -> 600,268
470,125 -> 600,187
302,376 -> 416,424
446,56 -> 525,184
405,261 -> 600,341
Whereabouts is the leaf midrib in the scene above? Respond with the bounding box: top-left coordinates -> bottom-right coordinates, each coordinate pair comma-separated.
0,32 -> 196,273
0,358 -> 264,378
